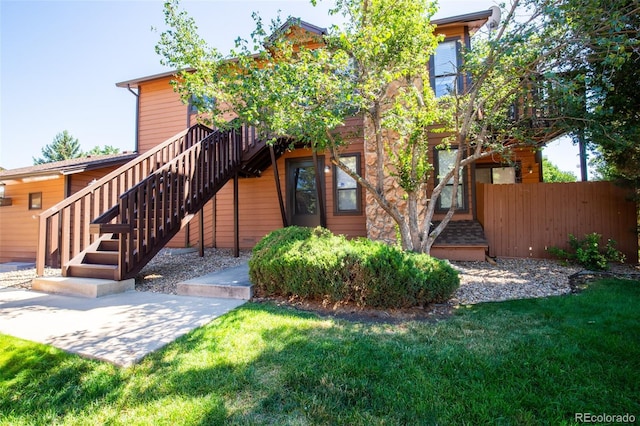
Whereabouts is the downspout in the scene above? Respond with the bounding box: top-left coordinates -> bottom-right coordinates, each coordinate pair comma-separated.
126,84 -> 140,154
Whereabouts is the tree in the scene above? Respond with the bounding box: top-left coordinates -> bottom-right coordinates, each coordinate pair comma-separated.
33,130 -> 83,165
542,157 -> 576,182
549,0 -> 639,190
156,0 -> 600,253
86,145 -> 121,156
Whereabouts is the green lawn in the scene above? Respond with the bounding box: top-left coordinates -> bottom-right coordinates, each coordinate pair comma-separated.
1,278 -> 639,425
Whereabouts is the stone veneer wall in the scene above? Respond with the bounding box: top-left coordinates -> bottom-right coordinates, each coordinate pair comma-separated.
362,114 -> 432,246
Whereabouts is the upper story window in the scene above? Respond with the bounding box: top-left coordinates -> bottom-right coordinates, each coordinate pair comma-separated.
430,38 -> 462,97
189,94 -> 216,114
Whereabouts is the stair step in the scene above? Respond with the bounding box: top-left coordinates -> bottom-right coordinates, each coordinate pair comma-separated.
67,263 -> 118,280
99,239 -> 119,251
84,250 -> 119,265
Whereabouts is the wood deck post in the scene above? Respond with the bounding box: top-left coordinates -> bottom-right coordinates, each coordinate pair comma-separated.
198,208 -> 204,257
233,172 -> 239,257
270,144 -> 288,227
312,149 -> 327,228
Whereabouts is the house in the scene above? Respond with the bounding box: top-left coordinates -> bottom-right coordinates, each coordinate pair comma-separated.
33,9 -> 638,282
0,153 -> 137,264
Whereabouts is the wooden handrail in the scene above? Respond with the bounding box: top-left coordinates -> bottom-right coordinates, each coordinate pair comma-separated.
35,124 -> 212,275
113,126 -> 247,279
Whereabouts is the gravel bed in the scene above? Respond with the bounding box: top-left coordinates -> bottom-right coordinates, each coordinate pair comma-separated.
450,258 -> 582,305
2,250 -> 636,307
0,267 -> 61,290
135,247 -> 252,294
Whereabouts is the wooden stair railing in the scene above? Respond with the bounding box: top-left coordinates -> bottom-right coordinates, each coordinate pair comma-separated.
62,122 -> 267,281
36,124 -> 212,276
105,127 -> 243,279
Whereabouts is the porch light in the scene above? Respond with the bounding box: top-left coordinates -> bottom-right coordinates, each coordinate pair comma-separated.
324,165 -> 331,174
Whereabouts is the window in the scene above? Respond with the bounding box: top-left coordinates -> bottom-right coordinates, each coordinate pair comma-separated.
475,163 -> 522,184
430,39 -> 462,97
29,192 -> 42,210
435,149 -> 466,210
334,154 -> 361,214
189,94 -> 216,114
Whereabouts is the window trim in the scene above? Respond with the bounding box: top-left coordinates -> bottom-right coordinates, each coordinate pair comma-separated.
429,36 -> 464,97
475,161 -> 523,184
333,153 -> 362,215
433,147 -> 468,213
29,192 -> 42,210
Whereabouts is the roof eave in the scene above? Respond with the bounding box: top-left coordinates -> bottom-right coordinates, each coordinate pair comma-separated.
115,68 -> 195,89
0,154 -> 138,182
432,9 -> 494,27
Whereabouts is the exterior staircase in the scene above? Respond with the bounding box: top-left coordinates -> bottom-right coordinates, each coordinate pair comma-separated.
36,122 -> 275,283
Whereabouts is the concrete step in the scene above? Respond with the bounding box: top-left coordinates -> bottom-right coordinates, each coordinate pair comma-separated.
177,263 -> 253,300
0,262 -> 35,272
32,276 -> 135,298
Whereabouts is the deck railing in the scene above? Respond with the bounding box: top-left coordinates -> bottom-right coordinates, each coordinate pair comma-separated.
105,126 -> 247,279
36,125 -> 212,275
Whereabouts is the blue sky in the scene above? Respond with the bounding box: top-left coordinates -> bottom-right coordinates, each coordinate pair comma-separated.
1,0 -> 583,177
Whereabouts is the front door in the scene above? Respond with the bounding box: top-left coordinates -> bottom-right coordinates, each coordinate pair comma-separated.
286,157 -> 323,227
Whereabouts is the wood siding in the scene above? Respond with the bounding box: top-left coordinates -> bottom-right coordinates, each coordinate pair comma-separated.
0,166 -> 130,264
68,165 -> 122,195
0,177 -> 65,263
477,181 -> 638,263
164,117 -> 367,250
138,77 -> 188,155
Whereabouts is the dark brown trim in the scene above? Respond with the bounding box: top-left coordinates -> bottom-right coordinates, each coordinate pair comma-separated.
471,162 -> 478,220
198,208 -> 204,257
433,147 -> 469,214
464,26 -> 472,91
64,175 -> 72,198
312,149 -> 327,228
233,172 -> 239,257
432,9 -> 493,26
333,152 -> 363,216
475,161 -> 523,184
212,195 -> 217,248
29,192 -> 43,210
429,36 -> 464,97
270,144 -> 288,227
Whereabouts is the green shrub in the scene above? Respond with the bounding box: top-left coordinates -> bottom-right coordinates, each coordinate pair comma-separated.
249,226 -> 459,308
549,233 -> 625,271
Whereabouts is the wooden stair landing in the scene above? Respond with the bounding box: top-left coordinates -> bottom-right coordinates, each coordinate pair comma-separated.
431,220 -> 489,262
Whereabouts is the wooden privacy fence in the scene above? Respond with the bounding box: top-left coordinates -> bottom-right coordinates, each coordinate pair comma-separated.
477,181 -> 638,263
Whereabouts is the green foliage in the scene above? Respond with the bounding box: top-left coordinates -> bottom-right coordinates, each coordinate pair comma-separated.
549,233 -> 625,271
33,130 -> 82,165
542,157 -> 576,182
86,145 -> 120,156
549,0 -> 640,190
249,226 -> 459,308
2,279 -> 639,424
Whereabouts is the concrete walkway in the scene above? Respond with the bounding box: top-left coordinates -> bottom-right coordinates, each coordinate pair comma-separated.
0,288 -> 245,367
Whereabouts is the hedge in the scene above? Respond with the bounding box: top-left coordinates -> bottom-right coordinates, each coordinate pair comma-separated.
248,226 -> 459,309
